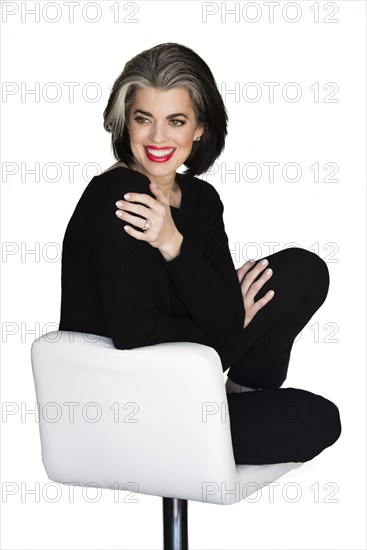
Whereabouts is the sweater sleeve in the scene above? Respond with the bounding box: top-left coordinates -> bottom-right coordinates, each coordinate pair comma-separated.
94,261 -> 220,350
159,185 -> 245,346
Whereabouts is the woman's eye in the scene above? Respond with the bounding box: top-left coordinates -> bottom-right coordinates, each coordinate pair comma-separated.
170,119 -> 185,126
134,117 -> 148,124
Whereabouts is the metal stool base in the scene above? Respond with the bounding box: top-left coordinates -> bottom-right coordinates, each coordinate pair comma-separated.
162,497 -> 188,549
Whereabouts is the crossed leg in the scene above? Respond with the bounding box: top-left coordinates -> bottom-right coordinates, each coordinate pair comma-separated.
222,247 -> 330,389
217,247 -> 341,464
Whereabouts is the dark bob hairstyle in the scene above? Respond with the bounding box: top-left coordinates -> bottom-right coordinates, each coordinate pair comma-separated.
103,42 -> 228,177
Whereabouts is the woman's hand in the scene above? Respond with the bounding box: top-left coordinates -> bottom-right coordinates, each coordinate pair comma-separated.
115,181 -> 182,260
236,259 -> 275,328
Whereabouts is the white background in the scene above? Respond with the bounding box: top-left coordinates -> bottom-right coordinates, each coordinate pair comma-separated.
1,0 -> 366,549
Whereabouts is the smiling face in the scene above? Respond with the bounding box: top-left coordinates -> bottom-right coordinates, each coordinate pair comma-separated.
125,86 -> 203,181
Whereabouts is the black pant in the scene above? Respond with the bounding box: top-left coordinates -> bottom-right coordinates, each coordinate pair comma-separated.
222,247 -> 342,464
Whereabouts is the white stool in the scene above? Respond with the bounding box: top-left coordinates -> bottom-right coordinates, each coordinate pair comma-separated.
30,330 -> 303,549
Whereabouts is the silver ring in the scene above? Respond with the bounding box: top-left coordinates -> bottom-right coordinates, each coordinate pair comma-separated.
143,219 -> 151,232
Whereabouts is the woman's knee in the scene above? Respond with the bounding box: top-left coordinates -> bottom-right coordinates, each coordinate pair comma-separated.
282,247 -> 330,303
288,388 -> 342,458
314,394 -> 342,447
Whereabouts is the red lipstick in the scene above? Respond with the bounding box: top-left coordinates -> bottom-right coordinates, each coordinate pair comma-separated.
144,146 -> 176,163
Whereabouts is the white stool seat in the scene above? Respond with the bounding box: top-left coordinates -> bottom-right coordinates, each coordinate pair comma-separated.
31,330 -> 303,506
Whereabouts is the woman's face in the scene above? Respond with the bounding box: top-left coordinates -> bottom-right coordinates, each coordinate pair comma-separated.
126,86 -> 203,180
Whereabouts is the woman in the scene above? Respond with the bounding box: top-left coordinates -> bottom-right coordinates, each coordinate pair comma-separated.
59,42 -> 341,465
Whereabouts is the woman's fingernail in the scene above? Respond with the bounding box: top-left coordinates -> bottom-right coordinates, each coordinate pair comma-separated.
261,259 -> 268,265
249,259 -> 256,263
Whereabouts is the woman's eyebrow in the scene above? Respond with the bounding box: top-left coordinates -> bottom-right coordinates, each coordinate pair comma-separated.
133,109 -> 189,119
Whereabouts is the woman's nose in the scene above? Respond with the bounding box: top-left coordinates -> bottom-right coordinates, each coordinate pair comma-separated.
149,123 -> 168,142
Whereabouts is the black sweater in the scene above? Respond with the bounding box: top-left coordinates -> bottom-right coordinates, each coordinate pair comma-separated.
58,167 -> 245,365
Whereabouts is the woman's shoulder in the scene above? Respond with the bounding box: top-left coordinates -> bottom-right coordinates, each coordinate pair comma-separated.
94,163 -> 160,210
100,161 -> 129,175
98,162 -> 151,187
68,164 -> 135,212
190,174 -> 222,209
